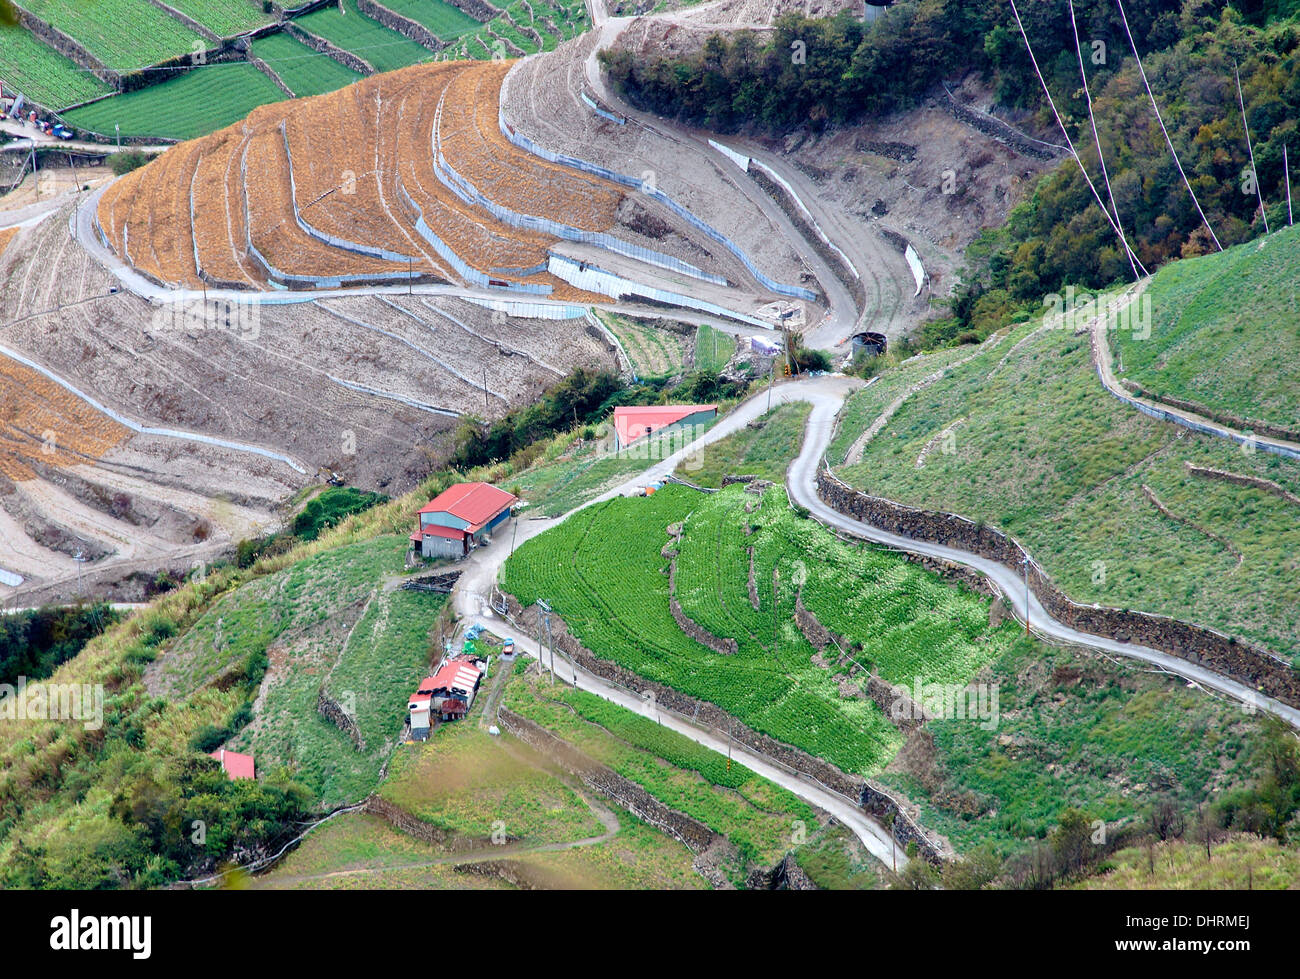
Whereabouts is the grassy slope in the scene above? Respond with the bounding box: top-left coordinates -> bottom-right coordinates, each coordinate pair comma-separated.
505,665 -> 815,872
381,0 -> 480,39
694,324 -> 734,373
1071,834 -> 1300,890
876,636 -> 1258,855
837,309 -> 1300,659
675,401 -> 810,487
1113,224 -> 1300,434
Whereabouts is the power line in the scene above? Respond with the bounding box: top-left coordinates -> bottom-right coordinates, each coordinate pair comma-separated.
1234,60 -> 1269,236
1068,0 -> 1146,278
1114,0 -> 1222,251
1006,0 -> 1144,281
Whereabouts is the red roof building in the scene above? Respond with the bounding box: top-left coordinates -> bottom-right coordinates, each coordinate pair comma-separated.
411,482 -> 517,560
209,748 -> 255,781
613,404 -> 717,450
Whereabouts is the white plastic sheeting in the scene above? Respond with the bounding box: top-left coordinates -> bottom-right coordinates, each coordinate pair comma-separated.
459,297 -> 589,320
499,108 -> 818,302
548,254 -> 770,328
708,138 -> 751,172
904,244 -> 926,297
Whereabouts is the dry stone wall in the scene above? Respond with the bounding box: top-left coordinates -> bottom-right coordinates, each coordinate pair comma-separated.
499,707 -> 717,853
817,469 -> 1300,707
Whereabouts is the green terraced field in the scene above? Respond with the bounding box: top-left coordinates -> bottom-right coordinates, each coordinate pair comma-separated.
380,0 -> 480,39
164,0 -> 273,37
837,304 -> 1300,659
1112,223 -> 1300,435
503,482 -> 1019,776
0,26 -> 112,110
253,31 -> 362,97
294,0 -> 432,73
65,62 -> 287,139
693,324 -> 734,373
506,666 -> 816,872
18,0 -> 207,70
440,0 -> 586,59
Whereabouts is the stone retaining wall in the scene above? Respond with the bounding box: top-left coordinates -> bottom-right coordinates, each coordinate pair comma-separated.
446,0 -> 498,21
816,469 -> 1300,707
942,93 -> 1057,161
317,687 -> 365,750
1185,462 -> 1300,506
364,796 -> 449,845
357,0 -> 444,51
860,783 -> 942,863
1121,381 -> 1300,445
499,707 -> 717,853
747,165 -> 855,310
284,23 -> 374,74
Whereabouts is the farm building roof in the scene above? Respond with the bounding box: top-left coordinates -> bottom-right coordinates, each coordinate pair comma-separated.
613,405 -> 717,446
429,657 -> 482,695
418,482 -> 517,533
209,749 -> 255,781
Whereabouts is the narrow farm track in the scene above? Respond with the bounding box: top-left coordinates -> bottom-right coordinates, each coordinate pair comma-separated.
453,374 -> 1300,872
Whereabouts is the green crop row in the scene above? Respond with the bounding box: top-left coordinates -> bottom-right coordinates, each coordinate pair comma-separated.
0,25 -> 111,109
64,61 -> 287,139
19,0 -> 207,71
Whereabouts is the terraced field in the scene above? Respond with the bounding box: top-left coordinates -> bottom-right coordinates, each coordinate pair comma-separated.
836,301 -> 1300,659
505,664 -> 818,873
381,0 -> 482,39
0,353 -> 128,480
502,482 -> 1020,776
440,0 -> 587,59
599,312 -> 687,379
17,0 -> 207,70
164,0 -> 274,36
1111,223 -> 1300,437
0,25 -> 112,110
94,57 -> 737,300
65,62 -> 287,140
252,32 -> 363,97
294,0 -> 433,73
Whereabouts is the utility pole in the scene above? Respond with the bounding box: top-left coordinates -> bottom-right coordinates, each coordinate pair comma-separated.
114,123 -> 119,149
483,367 -> 489,416
766,356 -> 775,413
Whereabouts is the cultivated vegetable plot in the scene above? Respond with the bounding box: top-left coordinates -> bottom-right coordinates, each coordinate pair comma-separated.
294,0 -> 432,74
252,32 -> 362,97
66,62 -> 287,140
504,483 -> 1019,775
18,0 -> 207,70
441,0 -> 586,60
164,0 -> 274,37
0,26 -> 111,109
380,0 -> 481,40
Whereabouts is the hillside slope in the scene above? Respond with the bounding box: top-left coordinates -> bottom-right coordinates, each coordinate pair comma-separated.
833,265 -> 1300,658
